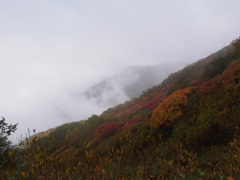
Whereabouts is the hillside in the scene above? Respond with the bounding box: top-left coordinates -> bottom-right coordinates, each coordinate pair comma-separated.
2,38 -> 240,179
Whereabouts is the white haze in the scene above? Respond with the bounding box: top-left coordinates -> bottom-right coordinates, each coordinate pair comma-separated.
82,63 -> 187,107
0,0 -> 240,143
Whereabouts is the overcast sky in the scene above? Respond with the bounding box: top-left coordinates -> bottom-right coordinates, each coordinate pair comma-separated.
1,0 -> 240,143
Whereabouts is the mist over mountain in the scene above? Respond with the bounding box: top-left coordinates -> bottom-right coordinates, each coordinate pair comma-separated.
8,40 -> 240,179
83,63 -> 186,107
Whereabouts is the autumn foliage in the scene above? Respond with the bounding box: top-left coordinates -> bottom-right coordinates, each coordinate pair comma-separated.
3,39 -> 240,179
150,87 -> 197,128
200,59 -> 240,95
94,122 -> 121,139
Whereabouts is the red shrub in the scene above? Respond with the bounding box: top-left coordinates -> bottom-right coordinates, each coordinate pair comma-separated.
94,122 -> 121,139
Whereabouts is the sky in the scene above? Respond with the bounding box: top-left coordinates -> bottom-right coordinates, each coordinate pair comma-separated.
1,0 -> 240,143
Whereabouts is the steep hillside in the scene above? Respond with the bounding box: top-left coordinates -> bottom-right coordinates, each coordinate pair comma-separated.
102,45 -> 233,117
3,38 -> 240,179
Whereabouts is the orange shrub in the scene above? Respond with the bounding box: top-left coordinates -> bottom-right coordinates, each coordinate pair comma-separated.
150,87 -> 197,128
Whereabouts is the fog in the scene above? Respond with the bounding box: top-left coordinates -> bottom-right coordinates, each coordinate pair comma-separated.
0,0 -> 240,143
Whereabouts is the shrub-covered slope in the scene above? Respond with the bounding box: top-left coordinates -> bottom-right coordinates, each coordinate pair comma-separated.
3,38 -> 240,179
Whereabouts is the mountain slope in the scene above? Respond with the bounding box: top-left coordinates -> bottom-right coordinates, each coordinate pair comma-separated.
5,38 -> 240,179
102,45 -> 233,117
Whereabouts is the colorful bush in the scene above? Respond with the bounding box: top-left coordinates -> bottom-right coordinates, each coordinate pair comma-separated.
150,87 -> 197,128
94,122 -> 122,139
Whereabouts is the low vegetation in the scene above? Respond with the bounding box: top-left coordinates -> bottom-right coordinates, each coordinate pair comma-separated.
1,37 -> 240,179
